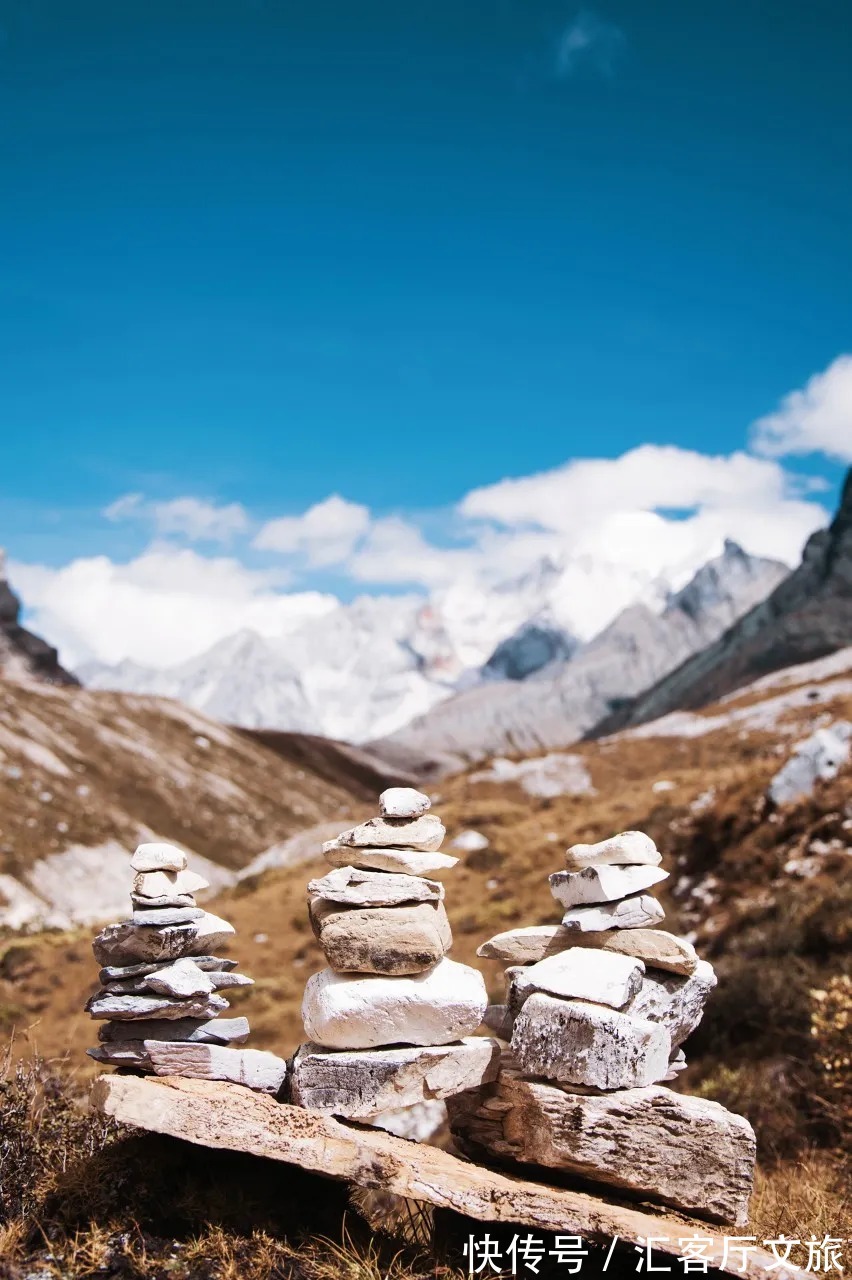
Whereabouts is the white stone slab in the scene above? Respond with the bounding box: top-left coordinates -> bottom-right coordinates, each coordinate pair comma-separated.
564,831 -> 661,870
290,1036 -> 500,1118
561,893 -> 665,932
327,813 -> 445,852
323,846 -> 458,875
302,957 -> 487,1049
510,992 -> 671,1089
133,868 -> 210,898
307,866 -> 444,907
512,948 -> 645,1010
549,864 -> 668,908
86,990 -> 229,1022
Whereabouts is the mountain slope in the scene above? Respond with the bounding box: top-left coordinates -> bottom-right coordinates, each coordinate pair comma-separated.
592,468 -> 852,735
0,551 -> 77,686
371,542 -> 787,773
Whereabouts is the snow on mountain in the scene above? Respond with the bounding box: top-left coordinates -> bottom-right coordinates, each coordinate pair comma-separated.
80,540 -> 783,742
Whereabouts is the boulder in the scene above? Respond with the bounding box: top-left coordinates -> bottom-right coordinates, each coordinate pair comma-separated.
98,1015 -> 249,1044
626,960 -> 717,1048
326,813 -> 445,853
510,992 -> 671,1089
290,1037 -> 500,1118
564,831 -> 661,871
379,787 -> 431,818
549,864 -> 668,908
130,843 -> 187,873
310,898 -> 452,974
449,1072 -> 756,1226
561,893 -> 665,932
307,866 -> 443,908
511,948 -> 644,1011
302,958 -> 487,1049
323,846 -> 458,876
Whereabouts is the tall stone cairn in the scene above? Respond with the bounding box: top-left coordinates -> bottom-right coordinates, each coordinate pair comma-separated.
87,841 -> 287,1093
450,829 -> 757,1226
291,788 -> 500,1120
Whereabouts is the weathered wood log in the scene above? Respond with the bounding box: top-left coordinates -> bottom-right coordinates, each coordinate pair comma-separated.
90,1074 -> 804,1280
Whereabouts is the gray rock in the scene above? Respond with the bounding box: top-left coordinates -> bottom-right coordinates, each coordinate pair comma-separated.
307,866 -> 444,908
98,1015 -> 249,1044
207,971 -> 254,991
483,1003 -> 515,1040
477,925 -> 584,964
379,787 -> 431,818
510,992 -> 671,1089
561,893 -> 665,932
187,912 -> 236,953
564,830 -> 661,870
768,724 -> 851,806
290,1037 -> 500,1118
98,955 -> 237,983
130,843 -> 187,872
664,1048 -> 688,1081
131,906 -> 204,926
327,813 -> 445,852
449,1072 -> 756,1226
323,846 -> 458,876
130,893 -> 198,910
549,864 -> 668,908
92,921 -> 199,967
511,948 -> 645,1010
103,958 -> 215,998
310,898 -> 452,974
86,990 -> 229,1021
144,1042 -> 288,1092
626,960 -> 717,1048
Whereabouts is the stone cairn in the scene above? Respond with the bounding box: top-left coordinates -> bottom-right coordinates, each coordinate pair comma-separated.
291,788 -> 500,1120
449,830 -> 757,1227
87,841 -> 287,1093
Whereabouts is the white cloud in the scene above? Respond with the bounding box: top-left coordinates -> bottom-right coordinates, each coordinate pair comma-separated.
253,495 -> 370,566
12,548 -> 336,670
347,517 -> 481,589
751,354 -> 852,463
104,494 -> 249,543
556,10 -> 625,78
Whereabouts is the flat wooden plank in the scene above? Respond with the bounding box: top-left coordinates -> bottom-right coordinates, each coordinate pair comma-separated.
90,1074 -> 804,1280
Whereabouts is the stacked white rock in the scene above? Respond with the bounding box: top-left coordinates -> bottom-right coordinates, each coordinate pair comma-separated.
291,788 -> 499,1120
450,830 -> 756,1226
87,841 -> 287,1093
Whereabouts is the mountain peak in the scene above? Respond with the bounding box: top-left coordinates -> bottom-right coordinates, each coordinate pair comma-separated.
0,552 -> 78,686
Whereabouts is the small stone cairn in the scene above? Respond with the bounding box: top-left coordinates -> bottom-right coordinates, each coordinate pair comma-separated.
87,841 -> 287,1093
449,830 -> 757,1226
291,788 -> 500,1120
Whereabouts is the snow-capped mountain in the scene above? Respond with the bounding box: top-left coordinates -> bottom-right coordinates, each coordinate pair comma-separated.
80,541 -> 784,742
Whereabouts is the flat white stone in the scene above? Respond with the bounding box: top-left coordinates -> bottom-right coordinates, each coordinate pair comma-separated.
307,866 -> 444,907
92,921 -> 199,967
511,992 -> 671,1089
186,912 -> 236,953
133,868 -> 210,899
144,1043 -> 288,1093
144,959 -> 216,998
477,925 -> 581,964
561,893 -> 665,932
449,1073 -> 756,1226
131,906 -> 204,926
130,893 -> 197,910
512,948 -> 645,1010
207,971 -> 254,991
98,1015 -> 249,1044
550,864 -> 668,908
328,813 -> 445,852
291,1037 -> 500,1118
130,842 -> 187,873
323,845 -> 458,875
302,957 -> 488,1050
379,787 -> 431,818
86,990 -> 229,1021
577,929 -> 699,976
565,830 -> 661,871
626,960 -> 717,1047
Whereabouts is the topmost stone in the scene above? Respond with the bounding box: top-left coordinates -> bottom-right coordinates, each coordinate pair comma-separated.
565,830 -> 661,871
130,842 -> 187,873
329,813 -> 445,853
379,787 -> 431,819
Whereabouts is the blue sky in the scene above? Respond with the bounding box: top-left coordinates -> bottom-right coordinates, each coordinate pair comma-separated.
1,0 -> 851,667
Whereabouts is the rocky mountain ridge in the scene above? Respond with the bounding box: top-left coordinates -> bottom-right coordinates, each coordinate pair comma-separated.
0,550 -> 77,686
371,541 -> 788,773
592,467 -> 852,735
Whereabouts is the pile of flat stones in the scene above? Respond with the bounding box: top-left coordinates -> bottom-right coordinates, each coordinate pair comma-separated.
87,841 -> 287,1093
291,788 -> 499,1120
449,830 -> 757,1226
